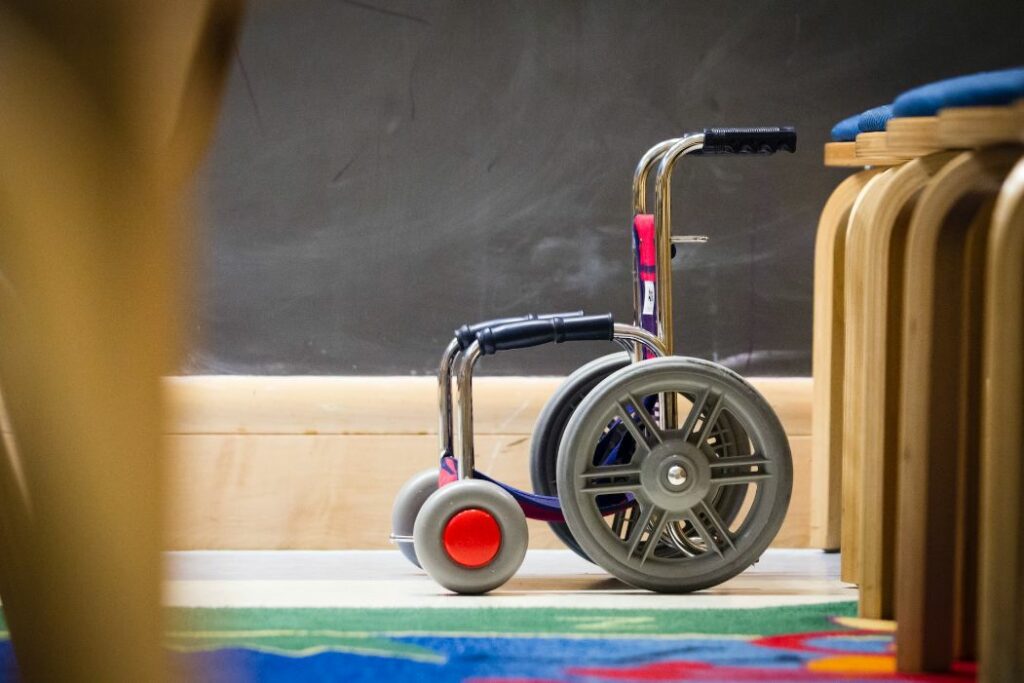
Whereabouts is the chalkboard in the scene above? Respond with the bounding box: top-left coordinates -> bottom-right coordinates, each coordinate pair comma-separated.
188,0 -> 1024,376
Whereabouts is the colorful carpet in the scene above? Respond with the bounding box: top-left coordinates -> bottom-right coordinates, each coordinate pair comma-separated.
0,602 -> 977,681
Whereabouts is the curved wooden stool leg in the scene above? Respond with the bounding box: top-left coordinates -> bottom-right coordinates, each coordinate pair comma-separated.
841,169 -> 898,584
811,169 -> 881,551
979,156 -> 1024,683
857,152 -> 956,619
897,146 -> 1021,673
951,191 -> 997,663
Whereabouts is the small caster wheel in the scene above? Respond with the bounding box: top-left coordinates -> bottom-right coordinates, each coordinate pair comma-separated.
413,479 -> 528,595
392,468 -> 439,568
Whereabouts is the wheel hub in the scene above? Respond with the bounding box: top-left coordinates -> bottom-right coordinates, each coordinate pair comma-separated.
666,464 -> 687,486
640,440 -> 712,512
442,508 -> 502,568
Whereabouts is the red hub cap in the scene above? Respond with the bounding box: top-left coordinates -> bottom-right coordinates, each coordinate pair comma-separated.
442,508 -> 502,568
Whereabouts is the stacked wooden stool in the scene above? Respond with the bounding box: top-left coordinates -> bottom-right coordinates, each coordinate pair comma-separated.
811,67 -> 1024,681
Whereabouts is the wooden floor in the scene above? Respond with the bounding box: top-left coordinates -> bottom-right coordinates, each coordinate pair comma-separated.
164,549 -> 853,609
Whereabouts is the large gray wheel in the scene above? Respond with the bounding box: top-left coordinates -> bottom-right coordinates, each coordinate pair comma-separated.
392,468 -> 439,568
413,479 -> 528,595
556,356 -> 792,593
531,353 -> 752,562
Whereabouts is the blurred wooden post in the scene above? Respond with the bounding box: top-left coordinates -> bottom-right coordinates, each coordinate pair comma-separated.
896,147 -> 1019,673
0,388 -> 35,678
979,155 -> 1024,683
0,1 -> 241,680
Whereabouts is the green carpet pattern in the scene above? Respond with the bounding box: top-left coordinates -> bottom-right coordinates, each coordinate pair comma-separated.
163,602 -> 857,654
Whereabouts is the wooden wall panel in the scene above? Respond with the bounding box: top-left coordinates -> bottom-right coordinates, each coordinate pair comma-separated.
160,376 -> 813,550
164,433 -> 813,550
163,376 -> 811,437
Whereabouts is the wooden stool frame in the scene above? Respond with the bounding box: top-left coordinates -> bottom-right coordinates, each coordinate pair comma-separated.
856,152 -> 956,619
810,169 -> 881,550
840,169 -> 896,583
896,146 -> 1021,673
979,155 -> 1024,683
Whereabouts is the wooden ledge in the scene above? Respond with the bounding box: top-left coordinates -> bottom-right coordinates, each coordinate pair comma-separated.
885,117 -> 942,155
824,141 -> 910,168
856,133 -> 918,163
824,142 -> 862,167
937,102 -> 1024,148
824,104 -> 1024,168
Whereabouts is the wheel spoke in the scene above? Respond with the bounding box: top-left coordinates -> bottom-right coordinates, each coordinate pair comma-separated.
709,454 -> 771,469
578,464 -> 642,495
712,471 -> 771,486
627,394 -> 664,444
611,508 -> 627,538
710,452 -> 771,485
691,391 -> 725,445
685,505 -> 731,558
625,502 -> 668,563
696,500 -> 736,554
622,501 -> 641,540
679,387 -> 710,437
613,397 -> 661,453
625,504 -> 655,558
638,511 -> 671,565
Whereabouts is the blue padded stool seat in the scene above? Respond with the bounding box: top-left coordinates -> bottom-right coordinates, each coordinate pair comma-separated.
892,67 -> 1024,117
831,113 -> 861,142
830,104 -> 894,142
857,104 -> 894,133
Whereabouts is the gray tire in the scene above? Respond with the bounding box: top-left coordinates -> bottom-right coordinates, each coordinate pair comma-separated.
392,468 -> 438,568
531,353 -> 751,561
556,356 -> 792,593
413,479 -> 528,595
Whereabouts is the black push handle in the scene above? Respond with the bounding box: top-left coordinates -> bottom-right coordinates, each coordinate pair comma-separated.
454,311 -> 584,350
697,126 -> 796,155
477,313 -> 614,355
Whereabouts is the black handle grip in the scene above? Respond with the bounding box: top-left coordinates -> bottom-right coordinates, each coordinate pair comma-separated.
454,311 -> 584,350
477,314 -> 614,355
697,126 -> 796,155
